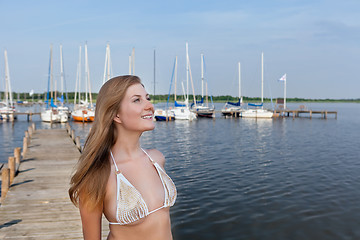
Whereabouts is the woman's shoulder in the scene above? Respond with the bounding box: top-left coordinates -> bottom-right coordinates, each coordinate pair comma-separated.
144,148 -> 165,167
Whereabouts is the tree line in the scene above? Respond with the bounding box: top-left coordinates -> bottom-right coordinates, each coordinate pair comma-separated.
1,91 -> 359,103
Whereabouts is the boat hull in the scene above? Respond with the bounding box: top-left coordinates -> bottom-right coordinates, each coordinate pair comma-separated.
241,109 -> 273,118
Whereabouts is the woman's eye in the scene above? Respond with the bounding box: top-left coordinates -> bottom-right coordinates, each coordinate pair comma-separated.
133,98 -> 140,102
147,97 -> 151,101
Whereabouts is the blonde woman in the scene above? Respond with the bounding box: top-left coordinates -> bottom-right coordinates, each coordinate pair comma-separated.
69,76 -> 177,240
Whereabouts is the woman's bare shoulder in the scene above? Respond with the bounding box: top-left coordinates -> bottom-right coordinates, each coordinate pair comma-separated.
145,149 -> 166,167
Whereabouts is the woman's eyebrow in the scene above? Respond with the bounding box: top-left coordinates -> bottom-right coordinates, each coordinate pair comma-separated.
131,94 -> 149,98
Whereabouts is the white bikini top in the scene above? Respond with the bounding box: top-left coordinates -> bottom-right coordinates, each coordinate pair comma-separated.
109,148 -> 177,225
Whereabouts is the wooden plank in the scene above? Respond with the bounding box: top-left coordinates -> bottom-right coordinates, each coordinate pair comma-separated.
0,129 -> 109,239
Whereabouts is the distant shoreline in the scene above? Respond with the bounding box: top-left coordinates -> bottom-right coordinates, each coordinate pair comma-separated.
2,91 -> 359,103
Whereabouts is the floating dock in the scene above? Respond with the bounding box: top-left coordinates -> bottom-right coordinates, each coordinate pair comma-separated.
0,128 -> 109,239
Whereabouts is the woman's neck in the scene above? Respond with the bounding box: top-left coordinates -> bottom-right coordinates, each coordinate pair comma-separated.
111,129 -> 143,161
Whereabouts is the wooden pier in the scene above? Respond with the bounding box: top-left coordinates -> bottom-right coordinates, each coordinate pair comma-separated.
0,112 -> 40,122
221,109 -> 337,119
273,109 -> 337,119
0,128 -> 109,239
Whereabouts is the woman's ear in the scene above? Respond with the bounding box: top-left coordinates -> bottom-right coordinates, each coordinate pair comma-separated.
113,114 -> 122,124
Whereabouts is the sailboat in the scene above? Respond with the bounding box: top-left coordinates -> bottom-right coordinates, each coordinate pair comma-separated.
191,54 -> 215,118
241,52 -> 273,118
172,43 -> 197,121
0,50 -> 16,121
71,44 -> 95,122
154,53 -> 175,121
57,44 -> 70,122
222,62 -> 243,116
41,45 -> 67,123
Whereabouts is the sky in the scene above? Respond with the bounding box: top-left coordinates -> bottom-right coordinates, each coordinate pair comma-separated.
0,0 -> 359,99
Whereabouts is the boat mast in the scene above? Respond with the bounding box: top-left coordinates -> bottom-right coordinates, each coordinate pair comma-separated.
50,45 -> 53,105
85,43 -> 93,107
284,74 -> 287,109
4,50 -> 13,108
103,43 -> 112,84
46,46 -> 52,108
153,49 -> 156,103
107,44 -> 112,82
187,50 -> 197,108
238,62 -> 243,104
201,53 -> 204,100
74,46 -> 81,106
261,52 -> 264,106
174,56 -> 177,102
186,42 -> 189,104
60,44 -> 64,106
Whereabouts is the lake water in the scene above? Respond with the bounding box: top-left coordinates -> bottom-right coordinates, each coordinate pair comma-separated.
1,102 -> 360,240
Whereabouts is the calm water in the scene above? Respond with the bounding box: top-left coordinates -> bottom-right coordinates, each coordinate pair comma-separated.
1,102 -> 360,240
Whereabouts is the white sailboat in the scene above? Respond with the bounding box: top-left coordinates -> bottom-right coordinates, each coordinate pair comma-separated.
222,62 -> 243,116
191,54 -> 215,118
172,43 -> 197,121
71,44 -> 95,122
57,44 -> 69,123
41,45 -> 62,123
153,50 -> 175,121
241,52 -> 273,118
0,50 -> 16,121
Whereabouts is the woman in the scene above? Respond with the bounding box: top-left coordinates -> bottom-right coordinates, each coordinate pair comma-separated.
69,75 -> 177,240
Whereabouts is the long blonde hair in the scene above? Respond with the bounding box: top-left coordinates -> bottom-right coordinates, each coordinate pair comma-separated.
69,75 -> 142,209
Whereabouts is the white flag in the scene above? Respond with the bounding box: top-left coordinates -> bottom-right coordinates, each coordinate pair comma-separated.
278,74 -> 286,82
29,89 -> 34,96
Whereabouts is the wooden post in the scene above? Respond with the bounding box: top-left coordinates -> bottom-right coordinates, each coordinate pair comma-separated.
310,110 -> 312,119
22,136 -> 28,157
8,157 -> 15,184
66,124 -> 71,134
28,126 -> 33,138
32,122 -> 36,132
14,147 -> 21,170
71,130 -> 75,141
325,110 -> 328,119
1,167 -> 10,202
25,130 -> 30,145
75,136 -> 81,152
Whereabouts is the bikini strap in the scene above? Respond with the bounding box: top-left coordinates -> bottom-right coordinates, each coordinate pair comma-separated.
141,148 -> 155,163
109,150 -> 121,174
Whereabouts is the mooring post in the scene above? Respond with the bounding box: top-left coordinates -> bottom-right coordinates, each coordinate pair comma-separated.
8,157 -> 15,184
22,136 -> 28,157
28,126 -> 33,138
14,147 -> 21,171
75,136 -> 81,152
1,167 -> 10,202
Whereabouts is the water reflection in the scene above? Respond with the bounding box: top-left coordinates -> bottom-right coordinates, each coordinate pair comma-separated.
2,103 -> 360,239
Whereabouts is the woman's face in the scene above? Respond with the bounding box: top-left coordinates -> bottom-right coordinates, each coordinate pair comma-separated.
115,83 -> 155,132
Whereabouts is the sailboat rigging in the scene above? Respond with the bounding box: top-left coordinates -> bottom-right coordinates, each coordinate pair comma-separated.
241,52 -> 273,118
0,50 -> 16,121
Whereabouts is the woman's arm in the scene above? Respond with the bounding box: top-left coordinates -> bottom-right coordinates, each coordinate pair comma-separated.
79,198 -> 103,240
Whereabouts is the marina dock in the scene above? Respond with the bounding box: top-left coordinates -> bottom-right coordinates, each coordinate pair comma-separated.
221,109 -> 337,119
0,128 -> 109,239
0,112 -> 41,122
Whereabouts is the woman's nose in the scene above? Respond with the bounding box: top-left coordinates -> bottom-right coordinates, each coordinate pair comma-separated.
145,99 -> 154,111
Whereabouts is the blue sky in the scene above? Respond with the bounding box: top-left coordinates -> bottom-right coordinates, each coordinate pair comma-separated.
0,0 -> 359,99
